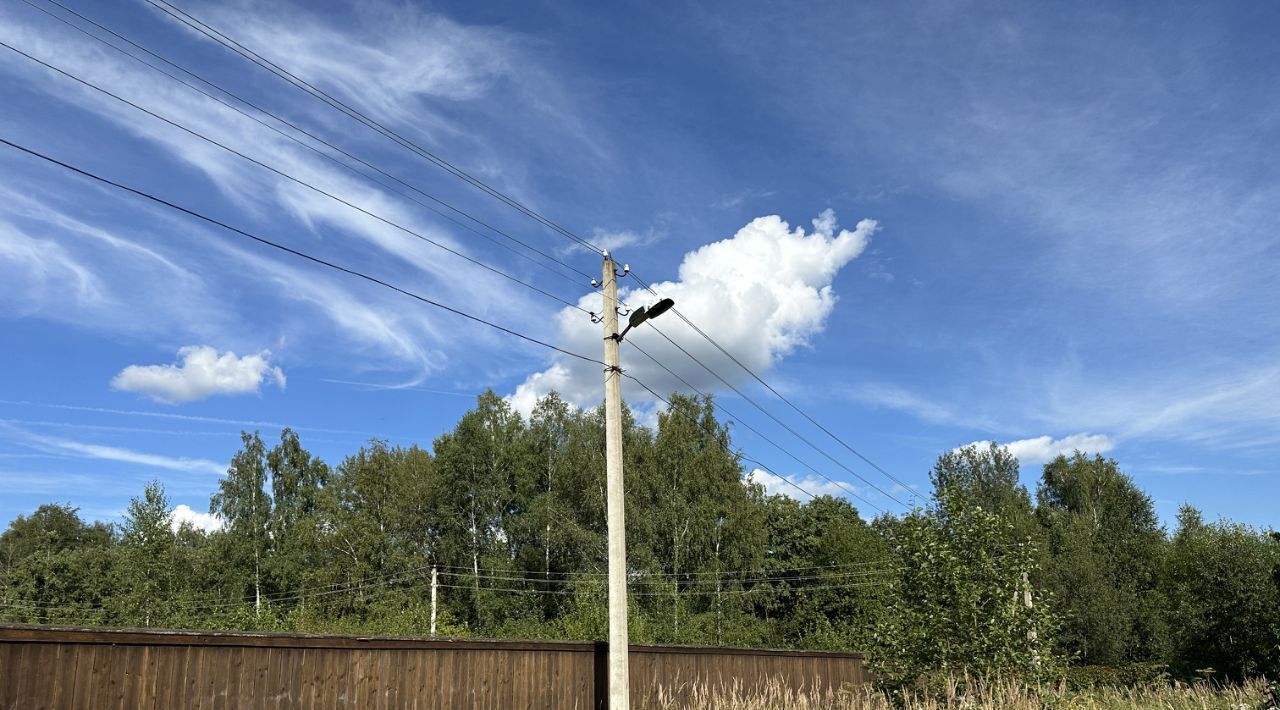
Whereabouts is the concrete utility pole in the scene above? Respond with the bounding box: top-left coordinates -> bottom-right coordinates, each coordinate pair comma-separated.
1023,570 -> 1039,665
602,253 -> 630,710
430,566 -> 438,636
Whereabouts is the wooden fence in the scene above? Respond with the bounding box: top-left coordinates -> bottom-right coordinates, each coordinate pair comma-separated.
0,625 -> 868,709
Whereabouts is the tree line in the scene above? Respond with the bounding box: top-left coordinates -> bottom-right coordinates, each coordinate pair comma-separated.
2,391 -> 1277,684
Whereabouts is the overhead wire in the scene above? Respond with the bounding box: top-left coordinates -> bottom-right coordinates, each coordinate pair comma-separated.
627,271 -> 917,505
19,0 -> 914,520
622,349 -> 883,512
19,0 -> 594,285
647,320 -> 905,508
427,558 -> 897,579
0,3 -> 921,629
619,368 -> 860,509
0,563 -> 895,618
105,0 -> 912,509
440,568 -> 898,587
0,39 -> 590,315
0,137 -> 603,367
4,135 -> 908,598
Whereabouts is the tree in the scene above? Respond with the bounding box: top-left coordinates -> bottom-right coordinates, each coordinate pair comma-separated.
431,392 -> 526,629
210,432 -> 271,611
115,482 -> 178,627
265,429 -> 331,596
1035,453 -> 1168,664
930,443 -> 1036,540
629,394 -> 765,645
756,493 -> 890,650
313,440 -> 435,622
867,485 -> 1059,689
509,394 -> 606,622
1163,505 -> 1280,679
0,504 -> 113,625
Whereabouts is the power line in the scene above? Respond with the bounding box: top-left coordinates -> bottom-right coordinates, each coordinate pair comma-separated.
121,0 -> 915,508
19,0 -> 594,286
429,558 -> 897,580
141,0 -> 605,255
629,271 -> 918,504
439,568 -> 898,587
0,39 -> 589,315
0,567 -> 894,617
619,373 -> 849,506
11,0 -> 914,555
623,349 -> 883,512
0,136 -> 603,366
640,319 -> 906,508
66,0 -> 912,509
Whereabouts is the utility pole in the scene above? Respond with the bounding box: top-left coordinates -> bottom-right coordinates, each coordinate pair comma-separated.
602,253 -> 630,710
430,565 -> 438,636
1023,570 -> 1039,665
593,255 -> 672,710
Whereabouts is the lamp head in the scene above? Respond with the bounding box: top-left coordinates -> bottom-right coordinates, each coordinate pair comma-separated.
647,298 -> 675,320
627,306 -> 648,329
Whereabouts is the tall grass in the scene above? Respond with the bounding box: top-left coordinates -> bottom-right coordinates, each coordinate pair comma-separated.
652,676 -> 1276,709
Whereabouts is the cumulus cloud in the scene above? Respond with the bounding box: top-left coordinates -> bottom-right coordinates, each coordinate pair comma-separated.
170,504 -> 224,533
509,210 -> 877,414
744,469 -> 849,500
112,346 -> 286,404
962,432 -> 1116,465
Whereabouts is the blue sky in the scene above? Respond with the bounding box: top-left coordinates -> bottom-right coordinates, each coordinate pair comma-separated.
1,0 -> 1277,531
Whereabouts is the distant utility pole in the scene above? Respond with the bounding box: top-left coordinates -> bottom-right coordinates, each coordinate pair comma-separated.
1023,570 -> 1039,665
430,566 -> 438,636
601,254 -> 630,710
598,253 -> 674,710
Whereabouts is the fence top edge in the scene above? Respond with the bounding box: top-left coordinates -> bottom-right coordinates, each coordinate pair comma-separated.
0,624 -> 864,659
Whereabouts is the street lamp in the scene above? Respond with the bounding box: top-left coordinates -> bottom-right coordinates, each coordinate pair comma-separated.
617,297 -> 674,342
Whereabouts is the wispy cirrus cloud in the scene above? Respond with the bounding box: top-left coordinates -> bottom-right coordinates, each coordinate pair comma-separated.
0,0 -> 593,383
8,428 -> 225,475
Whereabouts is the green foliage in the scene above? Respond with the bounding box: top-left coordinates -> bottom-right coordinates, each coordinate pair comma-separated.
1162,505 -> 1280,679
867,485 -> 1061,690
1057,662 -> 1168,690
1036,453 -> 1168,665
929,443 -> 1037,540
0,503 -> 114,625
2,390 -> 1278,696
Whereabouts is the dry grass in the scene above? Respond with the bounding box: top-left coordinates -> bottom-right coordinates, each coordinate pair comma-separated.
652,676 -> 1276,709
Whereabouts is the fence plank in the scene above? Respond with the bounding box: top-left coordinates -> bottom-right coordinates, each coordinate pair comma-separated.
0,624 -> 867,708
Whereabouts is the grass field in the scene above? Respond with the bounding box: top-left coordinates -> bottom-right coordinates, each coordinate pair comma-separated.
657,677 -> 1278,709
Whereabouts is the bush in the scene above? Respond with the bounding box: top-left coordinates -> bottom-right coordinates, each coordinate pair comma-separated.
1059,662 -> 1168,690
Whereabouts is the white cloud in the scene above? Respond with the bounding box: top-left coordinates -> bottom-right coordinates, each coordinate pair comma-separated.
744,468 -> 849,500
170,504 -> 224,533
112,346 -> 286,404
0,8 -> 547,380
187,3 -> 518,121
846,382 -> 968,427
961,432 -> 1116,465
11,431 -> 225,475
589,229 -> 652,254
509,210 -> 876,414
